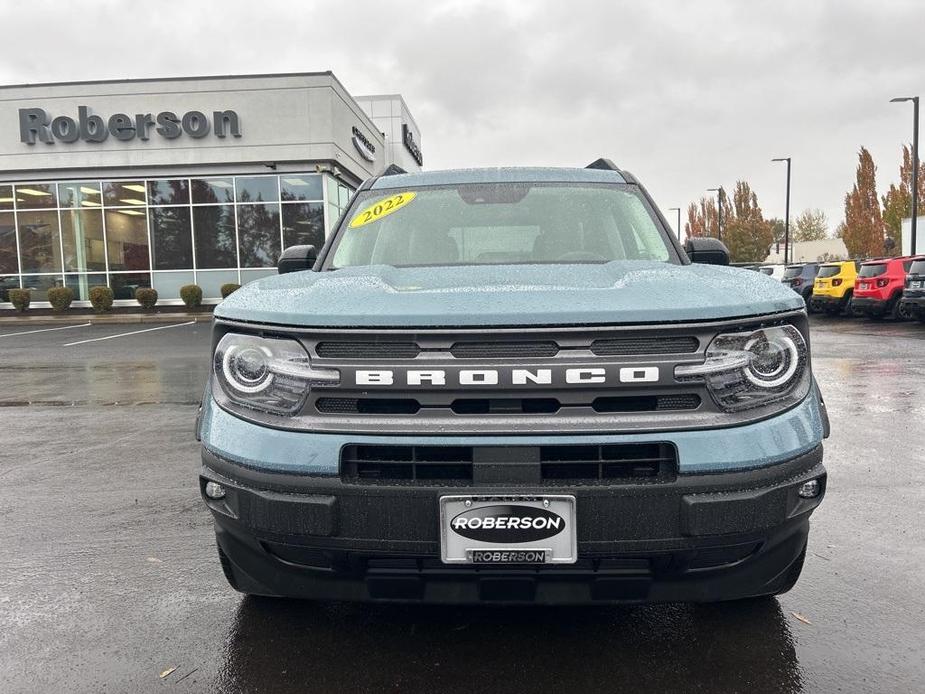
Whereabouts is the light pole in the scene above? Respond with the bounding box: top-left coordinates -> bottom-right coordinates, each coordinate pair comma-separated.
891,96 -> 919,255
772,158 -> 792,264
667,207 -> 682,240
707,187 -> 725,241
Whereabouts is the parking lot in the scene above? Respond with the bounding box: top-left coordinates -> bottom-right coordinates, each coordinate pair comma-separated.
1,315 -> 923,693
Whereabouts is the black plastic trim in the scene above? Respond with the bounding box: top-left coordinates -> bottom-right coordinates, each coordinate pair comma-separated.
202,443 -> 823,494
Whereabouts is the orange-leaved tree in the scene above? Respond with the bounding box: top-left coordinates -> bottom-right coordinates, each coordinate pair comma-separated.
843,147 -> 884,258
685,193 -> 733,241
881,144 -> 925,255
723,181 -> 774,263
685,198 -> 716,239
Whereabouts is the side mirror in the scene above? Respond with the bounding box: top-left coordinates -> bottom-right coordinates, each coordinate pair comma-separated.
684,237 -> 730,266
277,245 -> 317,274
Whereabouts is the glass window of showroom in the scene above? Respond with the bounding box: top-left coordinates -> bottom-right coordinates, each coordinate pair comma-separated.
0,173 -> 354,303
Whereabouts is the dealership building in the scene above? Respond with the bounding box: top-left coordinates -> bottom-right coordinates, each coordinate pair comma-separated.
0,72 -> 423,307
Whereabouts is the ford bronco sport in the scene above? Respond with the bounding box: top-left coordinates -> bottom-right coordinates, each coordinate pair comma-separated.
812,260 -> 858,315
198,160 -> 829,604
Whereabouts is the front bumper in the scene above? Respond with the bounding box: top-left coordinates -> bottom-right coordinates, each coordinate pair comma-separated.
202,444 -> 826,604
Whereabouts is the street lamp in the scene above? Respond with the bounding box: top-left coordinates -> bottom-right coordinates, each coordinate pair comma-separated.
707,187 -> 725,241
891,96 -> 919,255
772,157 -> 792,264
667,207 -> 682,240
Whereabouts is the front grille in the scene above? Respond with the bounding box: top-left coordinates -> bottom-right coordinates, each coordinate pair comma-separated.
590,336 -> 699,355
450,341 -> 559,358
315,341 -> 420,359
341,443 -> 678,484
317,394 -> 699,415
265,316 -> 804,435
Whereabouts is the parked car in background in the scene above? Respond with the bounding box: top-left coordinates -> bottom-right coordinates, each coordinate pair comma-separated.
782,263 -> 819,307
899,256 -> 925,323
851,257 -> 915,320
812,260 -> 858,315
758,264 -> 786,281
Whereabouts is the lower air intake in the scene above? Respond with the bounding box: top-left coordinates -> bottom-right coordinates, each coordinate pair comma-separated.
341,443 -> 677,484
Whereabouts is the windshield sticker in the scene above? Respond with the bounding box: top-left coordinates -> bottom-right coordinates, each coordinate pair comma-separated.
349,192 -> 417,228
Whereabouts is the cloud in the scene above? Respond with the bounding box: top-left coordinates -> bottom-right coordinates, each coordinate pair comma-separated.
0,0 -> 922,232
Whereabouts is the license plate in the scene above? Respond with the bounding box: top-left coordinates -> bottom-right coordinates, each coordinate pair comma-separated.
439,495 -> 577,564
860,282 -> 869,290
913,280 -> 924,289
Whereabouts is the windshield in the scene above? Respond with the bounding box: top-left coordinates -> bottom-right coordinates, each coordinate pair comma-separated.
910,260 -> 925,275
816,265 -> 841,278
782,266 -> 803,279
326,183 -> 674,269
858,263 -> 887,278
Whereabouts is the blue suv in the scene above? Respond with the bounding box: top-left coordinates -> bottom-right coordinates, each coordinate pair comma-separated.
197,160 -> 829,604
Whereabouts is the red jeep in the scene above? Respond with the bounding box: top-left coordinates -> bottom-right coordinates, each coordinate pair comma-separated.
851,257 -> 915,319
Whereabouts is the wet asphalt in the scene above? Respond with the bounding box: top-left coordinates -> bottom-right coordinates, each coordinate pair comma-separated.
0,316 -> 923,693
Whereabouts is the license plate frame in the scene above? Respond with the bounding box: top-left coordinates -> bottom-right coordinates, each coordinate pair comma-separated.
439,495 -> 577,565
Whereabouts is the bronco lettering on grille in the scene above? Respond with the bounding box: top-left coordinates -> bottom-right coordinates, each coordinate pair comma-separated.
355,366 -> 660,387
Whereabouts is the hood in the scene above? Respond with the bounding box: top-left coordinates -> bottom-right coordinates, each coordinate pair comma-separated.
214,262 -> 803,328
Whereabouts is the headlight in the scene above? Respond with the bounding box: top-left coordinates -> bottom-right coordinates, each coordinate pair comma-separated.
214,333 -> 339,415
674,325 -> 809,412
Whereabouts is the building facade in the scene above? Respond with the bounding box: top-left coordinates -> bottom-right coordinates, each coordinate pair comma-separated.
763,239 -> 849,264
0,72 -> 423,307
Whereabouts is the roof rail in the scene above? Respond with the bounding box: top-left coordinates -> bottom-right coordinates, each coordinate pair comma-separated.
381,164 -> 407,176
585,158 -> 621,172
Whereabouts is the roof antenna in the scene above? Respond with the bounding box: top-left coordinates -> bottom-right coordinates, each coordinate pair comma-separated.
585,158 -> 620,171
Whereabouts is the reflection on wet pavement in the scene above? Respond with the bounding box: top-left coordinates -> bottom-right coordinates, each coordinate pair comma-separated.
214,598 -> 802,694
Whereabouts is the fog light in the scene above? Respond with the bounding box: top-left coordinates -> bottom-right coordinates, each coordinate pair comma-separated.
798,479 -> 821,499
204,481 -> 226,500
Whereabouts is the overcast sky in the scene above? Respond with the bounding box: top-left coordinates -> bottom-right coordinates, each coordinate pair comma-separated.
1,0 -> 922,237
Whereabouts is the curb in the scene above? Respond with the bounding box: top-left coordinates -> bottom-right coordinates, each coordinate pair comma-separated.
0,313 -> 214,326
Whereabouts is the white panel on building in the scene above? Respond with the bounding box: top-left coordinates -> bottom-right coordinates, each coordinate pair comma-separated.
0,73 -> 423,308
